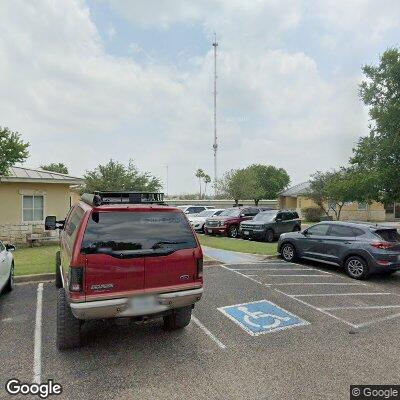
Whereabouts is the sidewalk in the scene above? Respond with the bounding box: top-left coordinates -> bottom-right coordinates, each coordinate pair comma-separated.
202,246 -> 275,264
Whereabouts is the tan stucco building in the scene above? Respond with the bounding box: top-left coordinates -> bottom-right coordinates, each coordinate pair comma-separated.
279,182 -> 392,222
0,166 -> 83,243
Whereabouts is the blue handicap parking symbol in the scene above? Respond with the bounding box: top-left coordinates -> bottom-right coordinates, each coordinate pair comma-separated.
218,300 -> 309,336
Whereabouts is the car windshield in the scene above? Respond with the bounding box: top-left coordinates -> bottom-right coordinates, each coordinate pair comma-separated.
196,210 -> 215,217
81,211 -> 197,253
219,208 -> 241,217
253,211 -> 277,222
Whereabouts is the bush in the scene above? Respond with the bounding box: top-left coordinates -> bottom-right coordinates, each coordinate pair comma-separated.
301,207 -> 322,222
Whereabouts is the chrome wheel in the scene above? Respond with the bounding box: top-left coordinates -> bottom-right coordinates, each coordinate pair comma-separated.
282,244 -> 294,261
347,259 -> 364,278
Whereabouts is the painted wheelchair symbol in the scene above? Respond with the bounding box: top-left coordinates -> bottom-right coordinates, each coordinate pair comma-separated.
218,300 -> 309,336
237,306 -> 291,330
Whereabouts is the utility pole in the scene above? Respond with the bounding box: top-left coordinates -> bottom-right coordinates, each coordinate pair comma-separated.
212,33 -> 218,197
165,165 -> 169,197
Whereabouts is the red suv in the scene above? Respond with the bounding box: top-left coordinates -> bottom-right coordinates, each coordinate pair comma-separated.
45,191 -> 203,350
204,206 -> 267,238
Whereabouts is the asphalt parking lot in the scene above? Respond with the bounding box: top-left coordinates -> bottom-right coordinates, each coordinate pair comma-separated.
1,256 -> 400,400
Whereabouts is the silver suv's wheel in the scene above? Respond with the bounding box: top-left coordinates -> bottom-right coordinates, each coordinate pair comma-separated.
281,243 -> 296,262
345,256 -> 369,280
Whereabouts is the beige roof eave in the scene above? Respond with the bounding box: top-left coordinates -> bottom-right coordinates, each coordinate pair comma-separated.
0,177 -> 84,185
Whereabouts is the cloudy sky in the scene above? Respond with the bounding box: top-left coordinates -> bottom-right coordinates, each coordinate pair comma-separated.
1,1 -> 399,194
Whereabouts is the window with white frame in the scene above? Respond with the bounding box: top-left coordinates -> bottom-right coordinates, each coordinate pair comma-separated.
22,195 -> 44,222
357,202 -> 367,211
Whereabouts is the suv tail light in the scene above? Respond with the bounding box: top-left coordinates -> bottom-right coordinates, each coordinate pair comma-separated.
370,241 -> 394,250
196,258 -> 203,279
68,267 -> 83,292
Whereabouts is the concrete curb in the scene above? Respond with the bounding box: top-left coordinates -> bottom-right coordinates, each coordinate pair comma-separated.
15,273 -> 55,283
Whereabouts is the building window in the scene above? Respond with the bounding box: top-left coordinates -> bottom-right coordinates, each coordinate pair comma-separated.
358,202 -> 367,211
23,195 -> 44,222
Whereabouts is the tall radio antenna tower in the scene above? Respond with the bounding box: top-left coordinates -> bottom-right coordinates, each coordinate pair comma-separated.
212,33 -> 218,197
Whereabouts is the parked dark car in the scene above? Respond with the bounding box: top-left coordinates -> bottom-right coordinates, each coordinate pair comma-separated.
278,221 -> 400,279
204,207 -> 269,238
239,210 -> 301,242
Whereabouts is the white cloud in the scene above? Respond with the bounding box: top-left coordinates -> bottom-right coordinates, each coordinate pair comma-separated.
1,0 -> 393,194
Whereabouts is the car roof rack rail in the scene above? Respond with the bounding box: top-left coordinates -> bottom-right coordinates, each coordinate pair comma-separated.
81,191 -> 165,206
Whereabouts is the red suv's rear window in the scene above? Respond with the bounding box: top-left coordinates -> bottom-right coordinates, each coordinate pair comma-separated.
81,211 -> 197,255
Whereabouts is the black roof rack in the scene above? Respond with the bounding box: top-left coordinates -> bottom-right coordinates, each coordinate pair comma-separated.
81,191 -> 165,207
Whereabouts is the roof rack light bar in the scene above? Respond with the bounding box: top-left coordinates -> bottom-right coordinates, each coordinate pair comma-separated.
81,191 -> 164,206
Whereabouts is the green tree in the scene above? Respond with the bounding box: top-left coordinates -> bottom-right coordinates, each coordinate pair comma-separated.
245,164 -> 290,205
215,170 -> 234,199
40,163 -> 69,174
307,169 -> 367,220
203,174 -> 211,197
0,127 -> 29,175
82,159 -> 162,193
351,48 -> 400,203
230,169 -> 253,205
195,169 -> 205,199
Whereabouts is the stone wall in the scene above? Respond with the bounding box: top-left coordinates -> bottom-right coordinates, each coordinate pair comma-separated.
0,223 -> 58,244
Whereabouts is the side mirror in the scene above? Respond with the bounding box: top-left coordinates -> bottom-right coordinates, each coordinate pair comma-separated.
5,244 -> 15,252
185,211 -> 190,214
45,216 -> 65,230
45,216 -> 57,230
302,229 -> 308,235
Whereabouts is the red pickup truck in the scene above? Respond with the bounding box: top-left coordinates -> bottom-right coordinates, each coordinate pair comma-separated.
45,191 -> 203,350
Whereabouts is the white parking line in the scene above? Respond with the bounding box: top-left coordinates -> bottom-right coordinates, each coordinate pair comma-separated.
271,282 -> 366,286
253,274 -> 334,277
322,305 -> 400,311
273,288 -> 359,328
33,283 -> 43,384
231,268 -> 315,271
291,292 -> 392,297
192,315 -> 227,350
356,312 -> 400,329
221,263 -> 400,329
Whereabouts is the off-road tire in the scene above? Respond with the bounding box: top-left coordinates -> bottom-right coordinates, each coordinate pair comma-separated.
55,251 -> 62,289
163,306 -> 192,330
345,256 -> 370,280
57,289 -> 81,350
293,225 -> 301,232
265,229 -> 274,243
3,262 -> 14,293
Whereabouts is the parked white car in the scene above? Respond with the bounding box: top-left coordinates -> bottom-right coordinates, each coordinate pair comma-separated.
189,209 -> 225,232
0,241 -> 15,295
177,205 -> 215,215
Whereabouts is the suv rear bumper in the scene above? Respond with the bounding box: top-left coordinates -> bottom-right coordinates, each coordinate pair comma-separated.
70,287 -> 203,320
